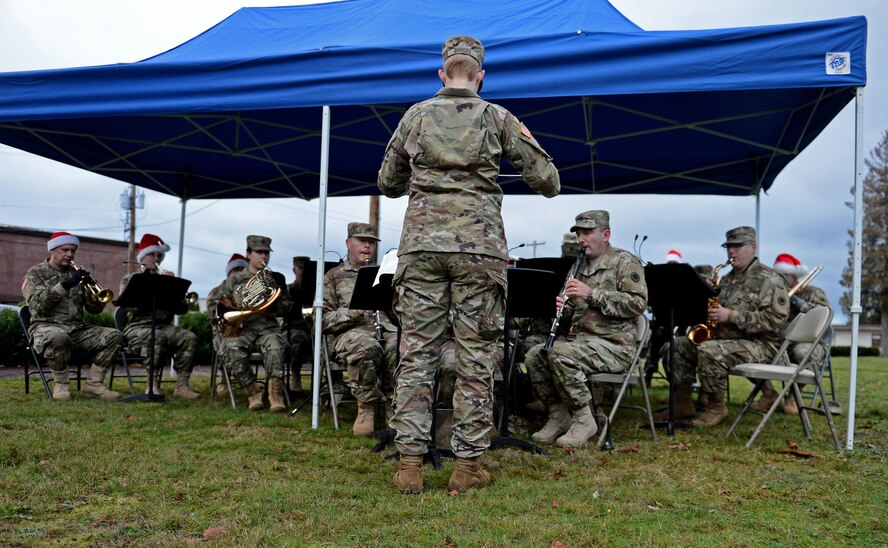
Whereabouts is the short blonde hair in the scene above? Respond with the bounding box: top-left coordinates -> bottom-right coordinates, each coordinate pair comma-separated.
444,55 -> 481,81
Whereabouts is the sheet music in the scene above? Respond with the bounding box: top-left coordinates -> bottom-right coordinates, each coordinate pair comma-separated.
374,248 -> 399,286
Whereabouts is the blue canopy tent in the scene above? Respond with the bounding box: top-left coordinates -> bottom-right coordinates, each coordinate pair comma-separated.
0,0 -> 868,445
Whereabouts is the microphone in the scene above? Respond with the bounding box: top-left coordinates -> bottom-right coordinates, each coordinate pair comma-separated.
632,234 -> 639,256
508,243 -> 526,253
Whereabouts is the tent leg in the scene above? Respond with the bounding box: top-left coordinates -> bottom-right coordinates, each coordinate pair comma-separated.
173,198 -> 187,330
754,190 -> 761,251
311,105 -> 332,430
847,87 -> 864,451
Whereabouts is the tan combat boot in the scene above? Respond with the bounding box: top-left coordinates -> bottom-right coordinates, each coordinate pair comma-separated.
447,457 -> 490,493
750,382 -> 780,412
782,395 -> 799,414
81,366 -> 121,401
216,379 -> 229,397
173,372 -> 200,400
555,405 -> 599,448
531,402 -> 571,443
144,372 -> 161,395
692,391 -> 729,427
393,454 -> 424,494
654,382 -> 695,421
289,370 -> 307,395
353,400 -> 376,437
52,370 -> 70,401
268,377 -> 286,413
244,383 -> 265,411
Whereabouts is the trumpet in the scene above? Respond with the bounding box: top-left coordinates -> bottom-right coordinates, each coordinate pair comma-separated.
788,266 -> 823,297
70,261 -> 114,304
687,258 -> 732,346
184,291 -> 199,306
545,248 -> 586,349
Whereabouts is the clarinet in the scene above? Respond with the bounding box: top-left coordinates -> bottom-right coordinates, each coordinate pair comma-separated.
544,249 -> 586,349
364,255 -> 385,342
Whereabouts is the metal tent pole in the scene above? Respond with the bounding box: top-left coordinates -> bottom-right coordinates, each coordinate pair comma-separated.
754,190 -> 761,251
847,87 -> 865,450
312,105 -> 331,429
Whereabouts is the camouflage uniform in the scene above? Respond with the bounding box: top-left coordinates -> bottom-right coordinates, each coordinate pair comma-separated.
218,257 -> 292,388
672,257 -> 790,393
378,84 -> 560,458
322,259 -> 398,403
22,259 -> 123,372
525,244 -> 648,409
286,280 -> 312,385
120,270 -> 196,377
788,283 -> 831,365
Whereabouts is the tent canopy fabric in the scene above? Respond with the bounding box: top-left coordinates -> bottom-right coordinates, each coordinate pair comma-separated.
0,0 -> 867,199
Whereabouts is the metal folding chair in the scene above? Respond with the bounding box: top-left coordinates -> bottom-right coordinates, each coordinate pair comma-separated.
586,315 -> 657,449
18,305 -> 85,399
727,307 -> 840,449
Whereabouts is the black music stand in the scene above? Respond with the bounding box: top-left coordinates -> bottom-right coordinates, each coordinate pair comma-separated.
114,273 -> 191,404
489,267 -> 560,456
516,257 -> 574,282
644,263 -> 715,434
289,260 -> 344,415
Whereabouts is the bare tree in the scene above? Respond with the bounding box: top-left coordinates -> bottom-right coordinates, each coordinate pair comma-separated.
841,129 -> 888,355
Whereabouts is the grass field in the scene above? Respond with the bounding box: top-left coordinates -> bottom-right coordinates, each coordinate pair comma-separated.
1,357 -> 886,546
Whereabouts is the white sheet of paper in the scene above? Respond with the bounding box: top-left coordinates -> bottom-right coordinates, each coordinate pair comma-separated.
374,248 -> 399,286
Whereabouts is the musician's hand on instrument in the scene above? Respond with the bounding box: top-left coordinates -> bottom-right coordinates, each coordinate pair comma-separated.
61,269 -> 87,290
565,279 -> 591,299
708,305 -> 730,324
555,295 -> 565,308
790,295 -> 804,310
162,270 -> 175,276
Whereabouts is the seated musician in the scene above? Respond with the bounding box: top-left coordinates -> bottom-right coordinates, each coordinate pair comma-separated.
749,253 -> 830,414
119,233 -> 199,399
322,223 -> 398,436
217,236 -> 292,412
22,231 -> 123,401
524,211 -> 648,448
286,256 -> 312,396
206,253 -> 248,396
664,226 -> 790,427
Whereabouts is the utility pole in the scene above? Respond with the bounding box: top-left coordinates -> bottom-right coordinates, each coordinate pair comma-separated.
127,184 -> 136,273
527,240 -> 546,258
369,195 -> 380,263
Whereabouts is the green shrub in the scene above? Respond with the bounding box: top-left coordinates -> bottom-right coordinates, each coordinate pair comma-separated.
831,345 -> 881,357
83,310 -> 115,328
0,308 -> 29,366
178,311 -> 214,365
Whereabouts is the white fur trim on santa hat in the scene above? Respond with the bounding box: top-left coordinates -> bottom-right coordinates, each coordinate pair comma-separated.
47,232 -> 80,251
773,253 -> 803,276
226,257 -> 248,276
137,238 -> 171,262
795,263 -> 810,277
665,249 -> 682,264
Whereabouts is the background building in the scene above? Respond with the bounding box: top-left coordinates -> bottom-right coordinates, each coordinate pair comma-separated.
1,225 -> 127,306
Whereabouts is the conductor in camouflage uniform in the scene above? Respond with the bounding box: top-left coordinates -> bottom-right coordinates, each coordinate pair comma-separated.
667,226 -> 790,427
750,253 -> 831,414
218,235 -> 292,412
525,211 -> 648,448
378,35 -> 560,494
22,231 -> 123,401
322,223 -> 398,436
119,233 -> 199,399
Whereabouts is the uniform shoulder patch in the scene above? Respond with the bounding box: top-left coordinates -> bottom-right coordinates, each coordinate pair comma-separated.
630,271 -> 641,283
520,122 -> 533,139
778,296 -> 787,306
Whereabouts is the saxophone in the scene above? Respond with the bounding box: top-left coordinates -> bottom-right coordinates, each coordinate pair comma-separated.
687,258 -> 732,346
219,260 -> 282,337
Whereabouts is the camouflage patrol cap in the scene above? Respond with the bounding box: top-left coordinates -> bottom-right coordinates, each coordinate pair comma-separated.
347,222 -> 380,241
292,255 -> 309,268
721,226 -> 756,247
570,210 -> 610,232
562,232 -> 578,245
246,234 -> 273,252
442,35 -> 484,67
694,264 -> 714,278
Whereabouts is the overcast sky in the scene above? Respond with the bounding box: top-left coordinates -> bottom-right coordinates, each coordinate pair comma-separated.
1,0 -> 885,322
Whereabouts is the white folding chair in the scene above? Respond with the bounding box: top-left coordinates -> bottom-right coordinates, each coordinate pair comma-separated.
726,306 -> 840,449
586,315 -> 657,449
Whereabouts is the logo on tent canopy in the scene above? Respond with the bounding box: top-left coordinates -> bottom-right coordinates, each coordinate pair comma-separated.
825,52 -> 850,75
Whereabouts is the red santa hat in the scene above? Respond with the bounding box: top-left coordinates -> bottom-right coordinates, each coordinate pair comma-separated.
773,253 -> 807,276
226,253 -> 248,275
47,231 -> 80,251
665,249 -> 683,264
137,233 -> 171,262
